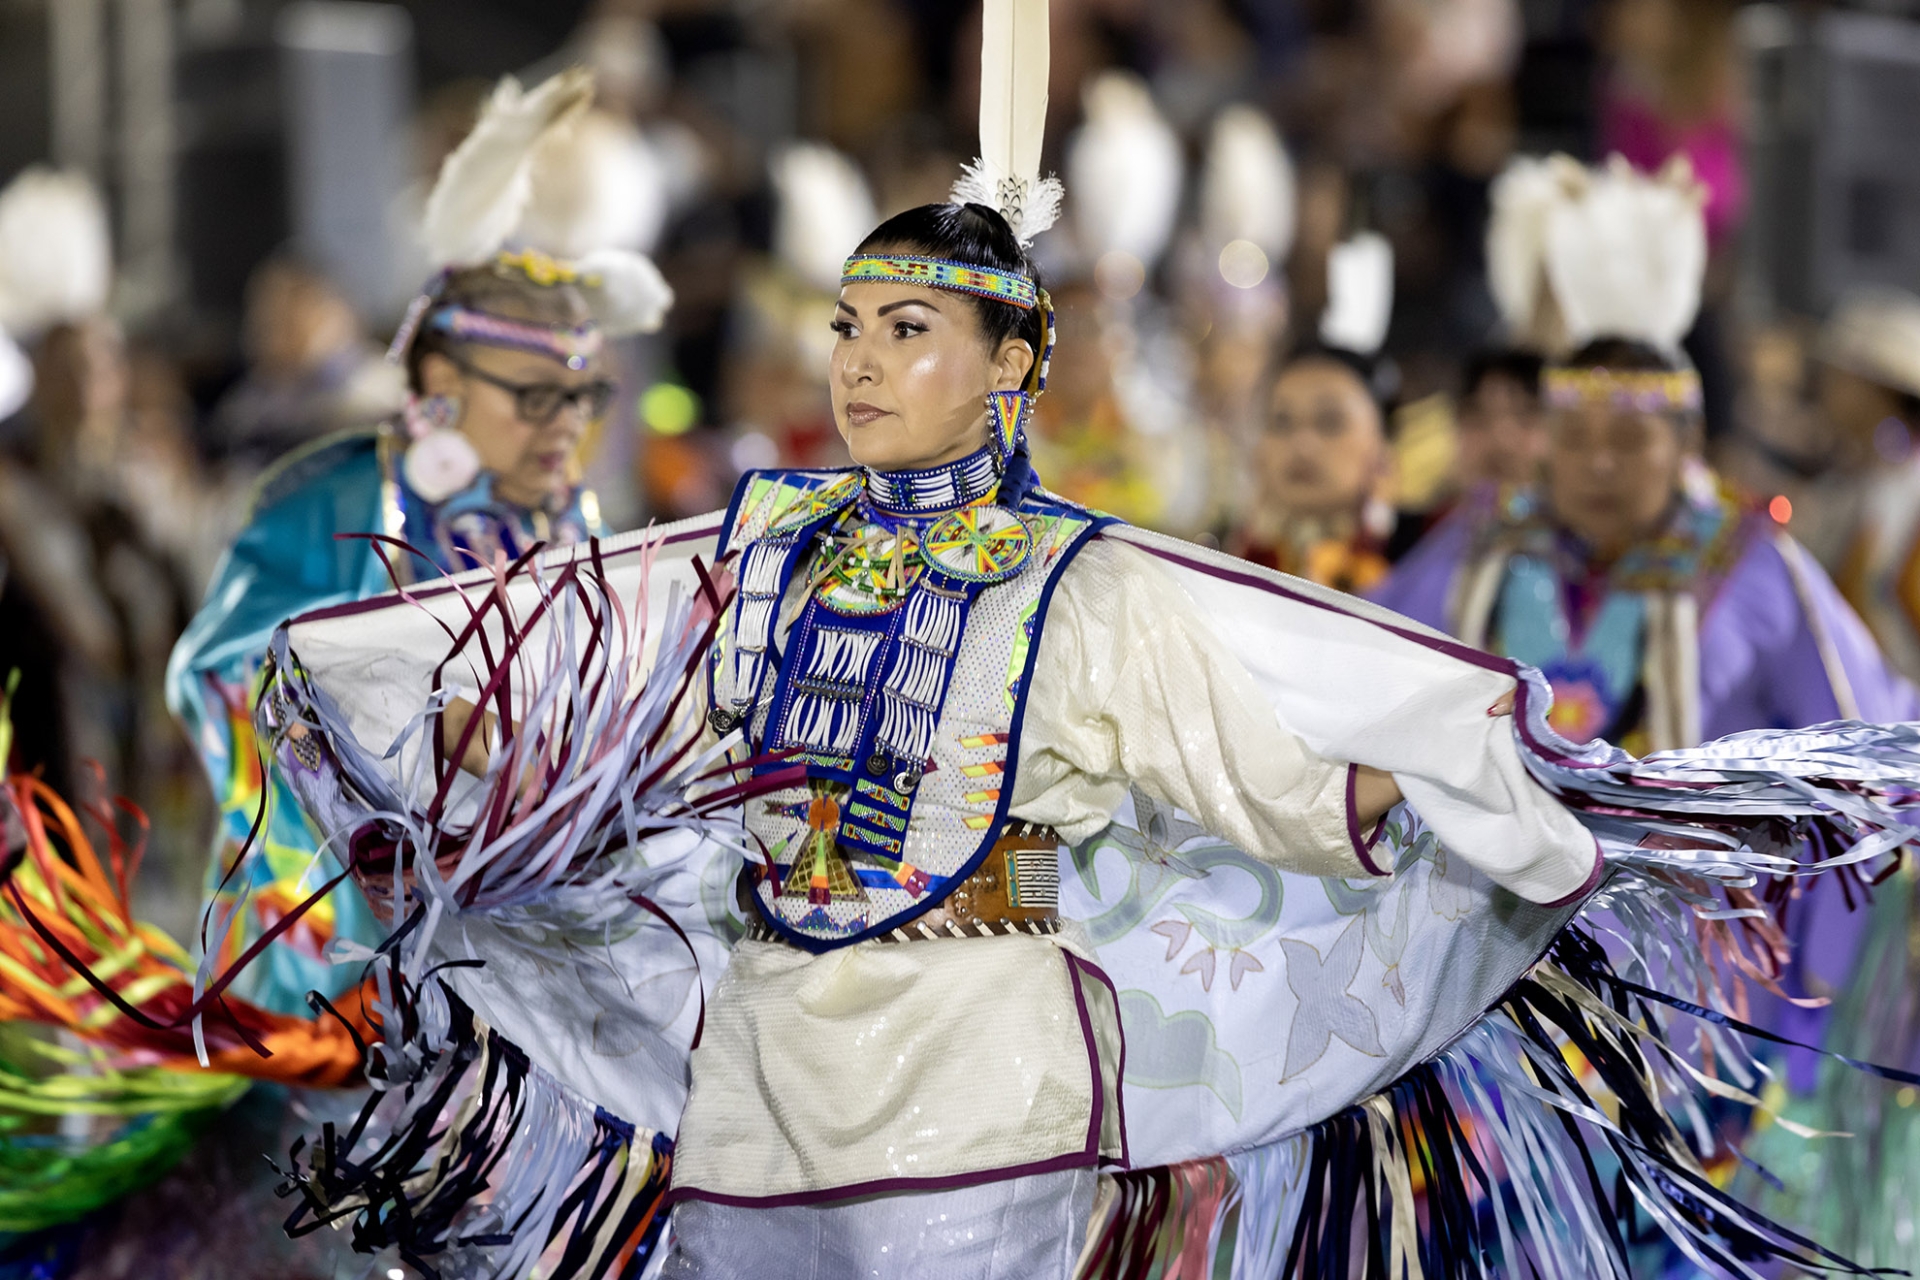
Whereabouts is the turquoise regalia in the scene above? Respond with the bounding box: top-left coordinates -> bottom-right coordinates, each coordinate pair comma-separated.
165,425 -> 600,1011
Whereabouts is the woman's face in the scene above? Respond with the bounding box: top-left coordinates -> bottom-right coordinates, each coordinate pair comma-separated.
421,343 -> 608,510
829,280 -> 1033,472
1545,401 -> 1686,556
1256,358 -> 1387,520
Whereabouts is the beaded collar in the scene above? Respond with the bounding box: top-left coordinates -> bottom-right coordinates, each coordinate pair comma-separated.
862,446 -> 1001,515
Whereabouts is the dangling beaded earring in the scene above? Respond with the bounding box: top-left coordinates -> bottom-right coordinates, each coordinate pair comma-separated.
401,392 -> 482,503
984,288 -> 1056,470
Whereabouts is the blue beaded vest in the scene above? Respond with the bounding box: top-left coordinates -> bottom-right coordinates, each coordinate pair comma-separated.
708,447 -> 1111,951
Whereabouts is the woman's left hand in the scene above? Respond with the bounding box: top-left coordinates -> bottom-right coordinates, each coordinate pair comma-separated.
1352,765 -> 1402,830
1352,686 -> 1516,830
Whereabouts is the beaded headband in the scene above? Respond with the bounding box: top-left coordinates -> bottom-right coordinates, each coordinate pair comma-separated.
1543,367 -> 1702,414
840,254 -> 1038,310
422,307 -> 603,370
387,248 -> 605,368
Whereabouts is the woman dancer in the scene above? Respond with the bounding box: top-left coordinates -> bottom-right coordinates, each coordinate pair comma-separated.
242,11 -> 1920,1277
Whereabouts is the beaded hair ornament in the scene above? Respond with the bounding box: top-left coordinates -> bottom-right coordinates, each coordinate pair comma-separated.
840,253 -> 1055,468
1543,366 -> 1702,414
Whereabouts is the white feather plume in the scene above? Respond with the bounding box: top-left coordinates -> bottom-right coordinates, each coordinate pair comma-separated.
421,68 -> 595,269
773,143 -> 878,293
574,248 -> 674,336
516,109 -> 668,258
0,167 -> 112,337
1201,105 -> 1296,260
0,326 -> 31,420
1542,155 -> 1706,352
1485,153 -> 1571,339
1067,72 -> 1184,268
1320,231 -> 1395,356
951,0 -> 1060,244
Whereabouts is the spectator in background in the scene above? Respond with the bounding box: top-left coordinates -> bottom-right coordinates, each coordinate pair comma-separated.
1599,0 -> 1743,248
206,254 -> 402,468
1453,347 -> 1546,488
1229,345 -> 1399,592
1597,0 -> 1743,439
1817,288 -> 1920,682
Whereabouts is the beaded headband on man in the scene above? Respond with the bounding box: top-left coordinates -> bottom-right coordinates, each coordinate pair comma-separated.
1543,367 -> 1702,414
841,254 -> 1038,310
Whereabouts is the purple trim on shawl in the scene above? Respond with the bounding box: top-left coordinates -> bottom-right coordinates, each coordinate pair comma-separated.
1540,837 -> 1608,909
665,1149 -> 1102,1209
1125,536 -> 1606,772
289,517 -> 725,626
667,945 -> 1120,1209
1066,952 -> 1131,1170
1345,764 -> 1391,877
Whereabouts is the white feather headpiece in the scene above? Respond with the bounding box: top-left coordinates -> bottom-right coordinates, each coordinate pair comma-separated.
1066,71 -> 1184,268
1539,154 -> 1705,353
773,143 -> 878,294
402,67 -> 673,342
0,167 -> 112,338
421,68 -> 595,270
950,0 -> 1062,246
1485,153 -> 1573,341
516,109 -> 668,259
1320,231 -> 1395,356
1201,105 -> 1297,261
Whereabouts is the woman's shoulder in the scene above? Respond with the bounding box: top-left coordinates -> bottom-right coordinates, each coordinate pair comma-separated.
247,426 -> 388,520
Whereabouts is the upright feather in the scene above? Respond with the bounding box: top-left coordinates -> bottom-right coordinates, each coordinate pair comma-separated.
421,68 -> 595,270
952,0 -> 1060,244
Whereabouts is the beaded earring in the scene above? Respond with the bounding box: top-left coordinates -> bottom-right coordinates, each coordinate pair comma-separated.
401,392 -> 482,503
983,288 -> 1056,469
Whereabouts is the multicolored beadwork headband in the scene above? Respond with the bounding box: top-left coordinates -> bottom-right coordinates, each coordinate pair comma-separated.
422,307 -> 603,370
841,254 -> 1038,310
386,249 -> 606,368
1543,366 -> 1702,414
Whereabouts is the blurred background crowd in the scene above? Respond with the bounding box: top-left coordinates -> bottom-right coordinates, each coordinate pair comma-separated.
0,0 -> 1917,936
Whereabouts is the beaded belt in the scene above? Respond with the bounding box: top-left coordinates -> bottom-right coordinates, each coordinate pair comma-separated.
745,822 -> 1062,946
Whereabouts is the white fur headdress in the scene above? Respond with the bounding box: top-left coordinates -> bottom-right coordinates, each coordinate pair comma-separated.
1066,71 -> 1184,269
1489,153 -> 1706,353
773,143 -> 878,294
950,0 -> 1062,246
413,68 -> 672,338
0,167 -> 112,339
1200,105 -> 1297,262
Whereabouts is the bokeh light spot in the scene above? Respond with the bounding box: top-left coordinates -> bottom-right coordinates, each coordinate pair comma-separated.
641,382 -> 700,436
1094,250 -> 1145,300
1768,494 -> 1793,525
1218,239 -> 1270,289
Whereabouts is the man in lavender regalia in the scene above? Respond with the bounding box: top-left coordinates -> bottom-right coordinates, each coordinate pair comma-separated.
1373,335 -> 1920,1094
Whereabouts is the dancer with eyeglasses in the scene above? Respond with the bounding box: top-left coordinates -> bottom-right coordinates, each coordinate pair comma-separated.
168,68 -> 670,1016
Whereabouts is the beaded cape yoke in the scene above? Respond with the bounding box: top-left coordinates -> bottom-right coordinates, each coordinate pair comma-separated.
709,453 -> 1111,950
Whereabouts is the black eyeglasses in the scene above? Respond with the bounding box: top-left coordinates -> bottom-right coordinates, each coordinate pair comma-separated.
450,354 -> 618,426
